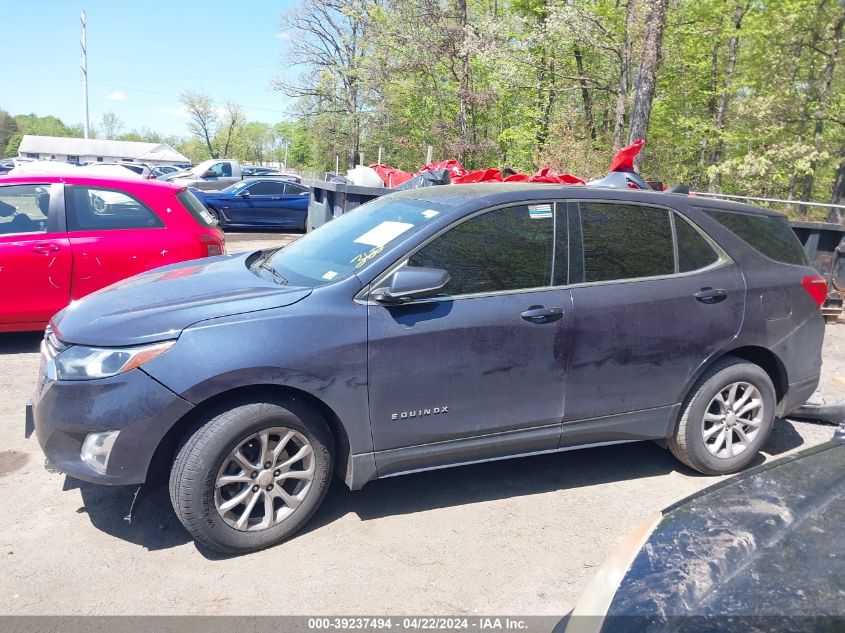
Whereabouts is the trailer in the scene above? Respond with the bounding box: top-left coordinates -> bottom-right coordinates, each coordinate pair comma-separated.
790,220 -> 845,322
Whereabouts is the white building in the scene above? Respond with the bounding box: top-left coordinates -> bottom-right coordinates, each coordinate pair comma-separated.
17,135 -> 190,166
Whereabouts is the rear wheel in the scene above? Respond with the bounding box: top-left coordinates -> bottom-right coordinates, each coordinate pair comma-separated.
669,358 -> 776,475
169,398 -> 333,554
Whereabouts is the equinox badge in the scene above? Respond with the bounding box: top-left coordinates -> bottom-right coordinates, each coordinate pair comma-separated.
392,406 -> 449,421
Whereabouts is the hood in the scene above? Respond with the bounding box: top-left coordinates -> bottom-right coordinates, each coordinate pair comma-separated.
52,253 -> 312,347
605,439 -> 845,620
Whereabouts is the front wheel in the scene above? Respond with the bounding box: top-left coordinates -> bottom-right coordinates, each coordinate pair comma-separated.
668,358 -> 776,475
169,398 -> 334,554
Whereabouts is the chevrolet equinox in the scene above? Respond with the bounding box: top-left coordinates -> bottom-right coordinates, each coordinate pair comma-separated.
29,183 -> 826,553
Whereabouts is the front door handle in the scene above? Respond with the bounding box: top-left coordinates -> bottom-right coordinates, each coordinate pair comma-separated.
695,287 -> 728,304
520,306 -> 564,324
31,243 -> 60,255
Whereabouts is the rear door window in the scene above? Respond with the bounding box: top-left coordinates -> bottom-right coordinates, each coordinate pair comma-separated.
704,209 -> 810,266
573,202 -> 675,283
409,204 -> 555,296
0,184 -> 50,235
67,186 -> 164,231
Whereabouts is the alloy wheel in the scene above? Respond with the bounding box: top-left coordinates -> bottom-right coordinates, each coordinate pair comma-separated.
214,427 -> 315,531
701,382 -> 763,459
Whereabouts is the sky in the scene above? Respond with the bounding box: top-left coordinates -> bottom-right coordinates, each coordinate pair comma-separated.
1,0 -> 300,137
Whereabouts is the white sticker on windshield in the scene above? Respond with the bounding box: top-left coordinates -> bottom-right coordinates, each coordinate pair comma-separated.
322,270 -> 339,280
353,221 -> 415,247
422,209 -> 440,219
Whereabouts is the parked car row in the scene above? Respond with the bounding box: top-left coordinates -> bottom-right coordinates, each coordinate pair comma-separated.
0,174 -> 224,332
161,159 -> 300,190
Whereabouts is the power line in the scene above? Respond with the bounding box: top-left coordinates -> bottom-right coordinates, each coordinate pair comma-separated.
83,79 -> 292,115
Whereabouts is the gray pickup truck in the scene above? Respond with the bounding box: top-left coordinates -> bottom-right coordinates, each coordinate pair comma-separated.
162,159 -> 297,191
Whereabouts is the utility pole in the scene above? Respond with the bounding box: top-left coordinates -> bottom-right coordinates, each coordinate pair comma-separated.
81,10 -> 90,139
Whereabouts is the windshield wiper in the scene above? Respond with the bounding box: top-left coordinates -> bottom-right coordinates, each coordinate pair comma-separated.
257,260 -> 288,285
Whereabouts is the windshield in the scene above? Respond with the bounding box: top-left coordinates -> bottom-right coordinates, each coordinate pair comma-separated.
263,196 -> 451,286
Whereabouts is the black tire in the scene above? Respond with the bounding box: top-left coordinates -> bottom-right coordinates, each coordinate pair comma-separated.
668,357 -> 776,475
169,397 -> 334,554
207,208 -> 220,224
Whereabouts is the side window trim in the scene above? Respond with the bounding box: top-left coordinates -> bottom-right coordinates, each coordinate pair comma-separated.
669,212 -> 680,275
361,200 -> 564,303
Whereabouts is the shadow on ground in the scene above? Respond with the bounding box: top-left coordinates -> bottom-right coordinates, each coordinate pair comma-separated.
70,417 -> 812,556
0,332 -> 42,354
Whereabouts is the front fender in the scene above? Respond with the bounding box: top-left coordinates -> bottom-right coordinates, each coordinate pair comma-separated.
140,293 -> 371,454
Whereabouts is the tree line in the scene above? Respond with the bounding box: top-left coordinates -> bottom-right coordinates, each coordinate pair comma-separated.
0,103 -> 298,168
275,0 -> 845,217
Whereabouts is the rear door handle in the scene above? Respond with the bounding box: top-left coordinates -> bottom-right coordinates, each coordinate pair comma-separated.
695,287 -> 728,304
520,306 -> 564,324
31,243 -> 60,255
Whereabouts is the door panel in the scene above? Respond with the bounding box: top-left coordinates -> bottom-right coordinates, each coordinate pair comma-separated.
367,201 -> 571,454
564,201 -> 745,422
367,289 -> 573,452
0,233 -> 71,324
0,183 -> 71,326
565,267 -> 744,420
65,185 -> 173,300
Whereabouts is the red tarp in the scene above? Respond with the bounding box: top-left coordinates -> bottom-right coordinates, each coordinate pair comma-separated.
609,139 -> 644,172
370,164 -> 413,187
370,139 -> 644,188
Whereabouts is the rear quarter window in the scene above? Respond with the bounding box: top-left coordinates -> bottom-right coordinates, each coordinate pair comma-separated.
704,209 -> 810,266
176,189 -> 217,227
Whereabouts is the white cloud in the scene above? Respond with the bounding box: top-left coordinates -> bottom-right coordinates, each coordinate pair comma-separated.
275,30 -> 295,40
107,91 -> 128,101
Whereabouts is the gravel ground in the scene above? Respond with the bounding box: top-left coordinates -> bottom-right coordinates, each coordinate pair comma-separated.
0,232 -> 843,616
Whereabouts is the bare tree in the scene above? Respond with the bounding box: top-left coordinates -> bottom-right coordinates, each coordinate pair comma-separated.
99,111 -> 124,139
219,100 -> 246,158
181,91 -> 219,158
627,0 -> 668,171
274,0 -> 371,168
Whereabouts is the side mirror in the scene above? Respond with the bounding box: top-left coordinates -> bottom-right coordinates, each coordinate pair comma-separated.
371,266 -> 451,304
240,190 -> 251,197
202,169 -> 216,178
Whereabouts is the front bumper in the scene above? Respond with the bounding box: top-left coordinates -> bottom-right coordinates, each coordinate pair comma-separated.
32,368 -> 193,485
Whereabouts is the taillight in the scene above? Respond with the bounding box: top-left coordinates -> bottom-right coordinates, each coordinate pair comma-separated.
199,233 -> 224,257
801,275 -> 828,307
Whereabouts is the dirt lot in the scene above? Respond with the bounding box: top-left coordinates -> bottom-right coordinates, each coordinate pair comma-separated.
1,231 -> 843,616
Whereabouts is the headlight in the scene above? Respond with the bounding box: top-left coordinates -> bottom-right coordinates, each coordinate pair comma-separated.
54,340 -> 175,380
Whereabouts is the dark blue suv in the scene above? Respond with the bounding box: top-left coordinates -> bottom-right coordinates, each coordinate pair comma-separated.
30,183 -> 826,553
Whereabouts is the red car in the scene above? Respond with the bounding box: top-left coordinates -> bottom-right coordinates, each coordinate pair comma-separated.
0,175 -> 225,332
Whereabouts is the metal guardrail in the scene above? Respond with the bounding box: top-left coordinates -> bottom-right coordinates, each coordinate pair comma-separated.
690,191 -> 845,212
